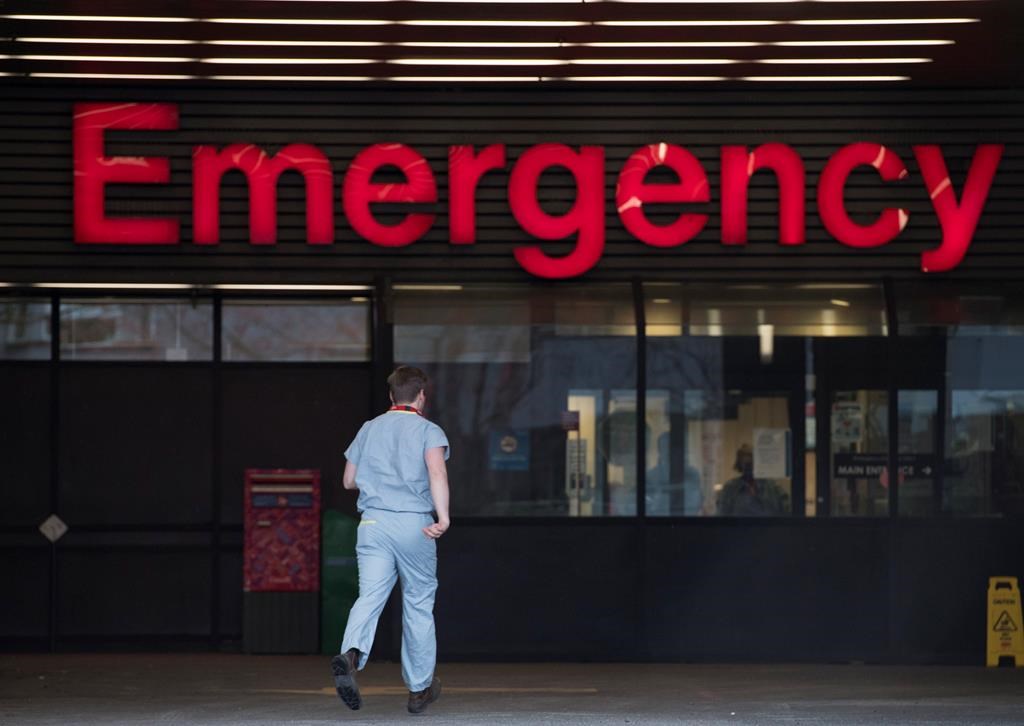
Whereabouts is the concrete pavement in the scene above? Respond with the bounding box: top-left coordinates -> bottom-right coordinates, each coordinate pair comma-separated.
2,654 -> 1024,725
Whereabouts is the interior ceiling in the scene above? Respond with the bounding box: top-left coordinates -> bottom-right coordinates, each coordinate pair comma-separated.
0,0 -> 1020,85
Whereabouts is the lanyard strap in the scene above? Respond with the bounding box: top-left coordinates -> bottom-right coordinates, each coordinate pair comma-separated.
389,405 -> 423,416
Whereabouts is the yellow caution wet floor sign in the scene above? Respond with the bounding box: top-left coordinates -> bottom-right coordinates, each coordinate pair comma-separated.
987,576 -> 1024,667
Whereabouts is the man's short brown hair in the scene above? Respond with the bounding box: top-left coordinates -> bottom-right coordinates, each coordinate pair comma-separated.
388,365 -> 428,404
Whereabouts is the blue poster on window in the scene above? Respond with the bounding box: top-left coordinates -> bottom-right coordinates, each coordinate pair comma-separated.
489,430 -> 530,471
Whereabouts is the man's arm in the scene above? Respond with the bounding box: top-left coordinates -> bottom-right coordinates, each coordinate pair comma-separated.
342,460 -> 358,490
422,446 -> 450,539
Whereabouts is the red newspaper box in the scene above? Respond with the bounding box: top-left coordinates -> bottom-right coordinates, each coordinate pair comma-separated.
244,469 -> 321,593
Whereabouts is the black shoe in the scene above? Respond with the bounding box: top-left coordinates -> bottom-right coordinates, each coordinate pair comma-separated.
407,676 -> 441,714
331,649 -> 362,710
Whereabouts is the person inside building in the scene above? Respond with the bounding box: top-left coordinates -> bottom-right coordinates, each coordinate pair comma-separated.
331,365 -> 451,715
717,443 -> 789,517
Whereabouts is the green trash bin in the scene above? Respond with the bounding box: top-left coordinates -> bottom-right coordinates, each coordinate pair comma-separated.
321,510 -> 360,654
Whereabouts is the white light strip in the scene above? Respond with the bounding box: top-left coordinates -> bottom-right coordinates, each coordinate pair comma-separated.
392,58 -> 563,66
201,58 -> 375,64
2,14 -> 193,22
23,283 -> 374,292
388,76 -> 541,81
393,284 -> 464,291
17,54 -> 194,62
741,75 -> 910,81
582,41 -> 762,48
397,41 -> 562,48
16,37 -> 197,45
613,0 -> 802,2
598,20 -> 782,26
209,75 -> 374,81
208,40 -> 384,47
406,0 -> 581,2
554,76 -> 730,81
812,0 -> 983,2
32,282 -> 195,290
791,18 -> 979,25
206,18 -> 391,25
398,20 -> 586,27
213,284 -> 372,291
408,0 -> 579,2
569,58 -> 738,65
31,72 -> 196,79
757,57 -> 933,64
773,40 -> 954,46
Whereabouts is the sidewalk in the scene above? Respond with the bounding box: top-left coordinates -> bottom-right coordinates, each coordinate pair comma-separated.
2,654 -> 1023,725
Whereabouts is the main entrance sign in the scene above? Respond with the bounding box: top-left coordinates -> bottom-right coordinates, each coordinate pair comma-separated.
73,102 -> 1004,279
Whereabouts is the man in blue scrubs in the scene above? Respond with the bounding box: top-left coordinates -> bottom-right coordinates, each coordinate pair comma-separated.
331,365 -> 451,715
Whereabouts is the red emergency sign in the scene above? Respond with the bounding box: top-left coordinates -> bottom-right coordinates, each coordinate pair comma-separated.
72,102 -> 1004,279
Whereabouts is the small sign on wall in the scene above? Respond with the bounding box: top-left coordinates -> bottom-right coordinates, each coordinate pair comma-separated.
489,430 -> 530,471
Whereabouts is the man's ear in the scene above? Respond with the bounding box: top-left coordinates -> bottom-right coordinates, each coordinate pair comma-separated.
389,392 -> 395,404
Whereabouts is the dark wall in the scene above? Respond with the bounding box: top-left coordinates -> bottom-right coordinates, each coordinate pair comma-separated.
435,519 -> 1023,664
1,83 -> 1023,283
0,359 -> 371,648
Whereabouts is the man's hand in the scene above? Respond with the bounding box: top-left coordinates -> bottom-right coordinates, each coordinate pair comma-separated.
422,520 -> 449,540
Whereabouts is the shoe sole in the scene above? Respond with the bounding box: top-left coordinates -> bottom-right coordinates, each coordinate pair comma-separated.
408,678 -> 441,714
331,654 -> 362,710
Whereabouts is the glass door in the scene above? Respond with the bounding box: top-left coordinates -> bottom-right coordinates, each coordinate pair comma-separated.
816,338 -> 943,517
829,389 -> 889,516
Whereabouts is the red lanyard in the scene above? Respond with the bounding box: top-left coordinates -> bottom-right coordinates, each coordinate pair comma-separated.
389,405 -> 423,416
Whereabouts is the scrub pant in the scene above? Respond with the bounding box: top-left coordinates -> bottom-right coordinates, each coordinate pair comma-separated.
340,508 -> 438,692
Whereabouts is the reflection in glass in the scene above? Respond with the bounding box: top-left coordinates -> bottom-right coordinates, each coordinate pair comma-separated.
222,300 -> 369,362
0,299 -> 50,359
947,391 -> 1024,517
897,283 -> 1024,336
60,298 -> 213,361
394,284 -> 636,517
644,282 -> 887,338
830,390 -> 889,517
898,390 -> 938,517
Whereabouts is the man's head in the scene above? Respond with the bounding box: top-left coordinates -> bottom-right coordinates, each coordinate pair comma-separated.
733,444 -> 754,477
388,365 -> 429,407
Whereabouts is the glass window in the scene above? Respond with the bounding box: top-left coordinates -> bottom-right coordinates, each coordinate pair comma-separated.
898,390 -> 939,517
0,298 -> 50,360
897,283 -> 1024,336
60,298 -> 213,361
646,390 -> 792,517
898,283 -> 1024,517
393,284 -> 636,517
947,390 -> 1024,517
645,283 -> 885,517
645,282 -> 887,339
222,299 -> 370,362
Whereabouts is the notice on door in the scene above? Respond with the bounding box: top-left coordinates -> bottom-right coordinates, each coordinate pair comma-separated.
753,428 -> 790,479
831,402 -> 863,444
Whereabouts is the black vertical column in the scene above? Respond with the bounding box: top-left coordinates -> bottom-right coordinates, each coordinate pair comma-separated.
48,293 -> 59,653
210,294 -> 223,647
634,278 -> 647,519
373,277 -> 394,413
883,277 -> 901,662
632,278 -> 647,657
